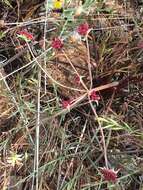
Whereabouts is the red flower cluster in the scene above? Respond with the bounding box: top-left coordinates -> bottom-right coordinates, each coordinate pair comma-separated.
89,90 -> 100,101
77,23 -> 89,36
100,167 -> 118,183
51,23 -> 89,50
61,99 -> 72,109
17,30 -> 34,41
51,37 -> 63,50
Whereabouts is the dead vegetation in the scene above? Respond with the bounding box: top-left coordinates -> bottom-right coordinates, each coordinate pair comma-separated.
0,0 -> 143,190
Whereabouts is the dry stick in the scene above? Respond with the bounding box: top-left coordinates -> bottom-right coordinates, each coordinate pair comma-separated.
102,90 -> 117,164
105,89 -> 116,114
0,47 -> 53,82
35,70 -> 41,190
16,0 -> 20,22
43,0 -> 49,94
86,31 -> 93,90
59,120 -> 88,190
4,21 -> 135,37
51,59 -> 89,71
0,48 -> 26,68
89,99 -> 108,168
36,60 -> 86,93
4,16 -> 133,26
62,50 -> 88,91
57,129 -> 65,190
26,42 -> 41,190
0,69 -> 34,145
40,81 -> 119,123
2,41 -> 85,94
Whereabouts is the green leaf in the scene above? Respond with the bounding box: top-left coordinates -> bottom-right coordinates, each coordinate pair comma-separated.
0,31 -> 6,40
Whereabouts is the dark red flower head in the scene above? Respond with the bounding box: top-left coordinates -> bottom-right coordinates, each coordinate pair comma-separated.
89,90 -> 100,101
100,167 -> 119,183
77,23 -> 89,36
51,37 -> 63,50
61,99 -> 72,109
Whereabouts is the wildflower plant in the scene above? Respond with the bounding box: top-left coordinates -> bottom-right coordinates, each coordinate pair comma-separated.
0,1 -> 142,190
51,37 -> 63,50
17,30 -> 34,42
61,99 -> 73,111
77,23 -> 89,36
100,167 -> 119,183
53,0 -> 64,10
89,90 -> 100,101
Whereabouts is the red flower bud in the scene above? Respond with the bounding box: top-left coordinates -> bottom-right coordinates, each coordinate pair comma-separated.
89,90 -> 100,101
61,99 -> 72,109
77,23 -> 89,36
51,37 -> 63,50
100,167 -> 119,183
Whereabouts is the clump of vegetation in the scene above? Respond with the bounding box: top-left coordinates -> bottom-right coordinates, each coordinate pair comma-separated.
0,0 -> 143,189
